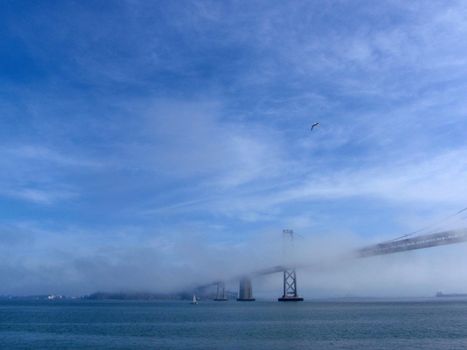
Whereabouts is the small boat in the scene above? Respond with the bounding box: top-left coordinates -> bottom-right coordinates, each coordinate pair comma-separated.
191,295 -> 198,304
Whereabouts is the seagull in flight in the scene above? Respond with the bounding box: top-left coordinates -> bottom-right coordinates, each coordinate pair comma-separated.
310,122 -> 320,131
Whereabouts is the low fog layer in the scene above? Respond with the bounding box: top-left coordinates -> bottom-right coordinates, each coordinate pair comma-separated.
2,217 -> 467,298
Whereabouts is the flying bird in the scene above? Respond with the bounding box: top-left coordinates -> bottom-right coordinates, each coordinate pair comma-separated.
310,122 -> 320,131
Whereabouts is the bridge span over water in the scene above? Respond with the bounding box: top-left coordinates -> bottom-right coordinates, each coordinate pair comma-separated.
196,229 -> 467,302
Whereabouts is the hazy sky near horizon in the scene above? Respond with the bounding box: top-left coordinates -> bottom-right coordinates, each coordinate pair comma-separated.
1,0 -> 467,296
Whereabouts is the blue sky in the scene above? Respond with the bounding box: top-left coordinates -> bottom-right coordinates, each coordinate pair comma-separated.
1,1 -> 467,296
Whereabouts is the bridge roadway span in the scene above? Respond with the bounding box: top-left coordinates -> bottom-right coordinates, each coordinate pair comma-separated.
356,229 -> 467,257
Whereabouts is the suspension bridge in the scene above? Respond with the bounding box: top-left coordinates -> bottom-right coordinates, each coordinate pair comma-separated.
195,228 -> 467,302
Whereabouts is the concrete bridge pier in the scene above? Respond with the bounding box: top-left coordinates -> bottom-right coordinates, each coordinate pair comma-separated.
237,277 -> 255,301
214,281 -> 228,301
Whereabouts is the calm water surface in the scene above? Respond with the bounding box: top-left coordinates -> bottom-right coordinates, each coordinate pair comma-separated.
1,299 -> 467,349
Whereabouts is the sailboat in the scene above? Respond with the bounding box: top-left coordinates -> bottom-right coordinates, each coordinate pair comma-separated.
191,295 -> 198,304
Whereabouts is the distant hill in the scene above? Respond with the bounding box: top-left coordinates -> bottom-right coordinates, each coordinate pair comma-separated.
83,292 -> 191,300
83,290 -> 238,301
436,292 -> 467,298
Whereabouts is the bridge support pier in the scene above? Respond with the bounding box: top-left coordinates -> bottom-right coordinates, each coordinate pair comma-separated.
237,277 -> 255,301
278,229 -> 303,302
278,268 -> 303,301
214,281 -> 228,301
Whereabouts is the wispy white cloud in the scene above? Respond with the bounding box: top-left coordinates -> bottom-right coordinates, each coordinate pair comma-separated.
3,145 -> 102,168
0,144 -> 102,204
121,99 -> 287,188
3,188 -> 77,205
152,147 -> 467,225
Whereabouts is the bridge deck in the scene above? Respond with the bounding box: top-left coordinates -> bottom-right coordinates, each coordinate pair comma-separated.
356,229 -> 467,258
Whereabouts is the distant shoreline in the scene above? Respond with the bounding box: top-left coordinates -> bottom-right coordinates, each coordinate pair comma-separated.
436,292 -> 467,298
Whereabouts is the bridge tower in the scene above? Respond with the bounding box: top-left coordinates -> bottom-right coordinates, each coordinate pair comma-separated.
237,277 -> 255,301
278,229 -> 303,301
214,281 -> 228,301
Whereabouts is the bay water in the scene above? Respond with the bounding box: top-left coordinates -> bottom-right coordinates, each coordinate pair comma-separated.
1,299 -> 467,349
